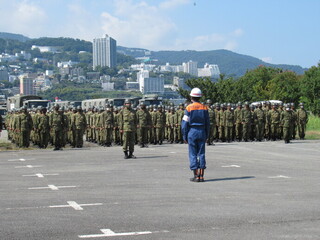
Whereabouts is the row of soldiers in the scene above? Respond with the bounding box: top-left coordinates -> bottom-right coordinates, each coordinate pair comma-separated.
85,102 -> 185,147
207,101 -> 308,144
4,100 -> 309,149
5,105 -> 86,150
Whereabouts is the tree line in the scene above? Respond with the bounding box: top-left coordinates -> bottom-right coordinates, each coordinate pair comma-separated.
178,64 -> 320,115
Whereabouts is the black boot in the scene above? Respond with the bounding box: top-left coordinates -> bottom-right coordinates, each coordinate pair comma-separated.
199,169 -> 205,182
128,151 -> 136,159
190,169 -> 199,182
124,151 -> 129,159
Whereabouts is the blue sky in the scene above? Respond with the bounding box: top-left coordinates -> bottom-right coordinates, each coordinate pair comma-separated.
0,0 -> 319,68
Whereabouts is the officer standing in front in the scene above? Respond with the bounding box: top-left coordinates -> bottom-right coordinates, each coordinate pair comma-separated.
119,99 -> 137,159
182,88 -> 210,182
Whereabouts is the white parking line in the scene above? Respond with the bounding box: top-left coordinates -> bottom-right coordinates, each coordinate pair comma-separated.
23,173 -> 59,178
5,202 -> 104,211
8,158 -> 36,162
28,185 -> 76,190
221,165 -> 241,168
15,165 -> 42,168
78,228 -> 153,238
268,175 -> 291,179
50,202 -> 103,211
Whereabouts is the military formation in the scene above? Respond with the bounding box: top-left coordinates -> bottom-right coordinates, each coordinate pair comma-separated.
5,104 -> 86,150
207,100 -> 308,144
3,100 -> 309,150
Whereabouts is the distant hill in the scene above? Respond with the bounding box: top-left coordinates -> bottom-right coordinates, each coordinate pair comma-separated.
117,46 -> 307,77
0,32 -> 308,77
0,32 -> 30,42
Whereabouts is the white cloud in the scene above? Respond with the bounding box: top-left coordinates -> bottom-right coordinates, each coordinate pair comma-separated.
57,3 -> 101,41
0,0 -> 47,37
261,57 -> 272,63
231,28 -> 244,37
159,0 -> 191,9
172,29 -> 243,51
100,0 -> 177,49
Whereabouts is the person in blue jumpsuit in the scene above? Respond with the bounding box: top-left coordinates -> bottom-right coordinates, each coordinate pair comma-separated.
182,88 -> 210,182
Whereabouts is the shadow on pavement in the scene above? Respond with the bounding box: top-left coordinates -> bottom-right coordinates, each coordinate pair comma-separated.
205,176 -> 255,182
137,155 -> 169,159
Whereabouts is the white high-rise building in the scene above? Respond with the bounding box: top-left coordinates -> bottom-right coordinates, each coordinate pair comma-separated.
137,70 -> 164,94
19,75 -> 35,95
93,34 -> 117,69
198,63 -> 220,78
183,61 -> 198,76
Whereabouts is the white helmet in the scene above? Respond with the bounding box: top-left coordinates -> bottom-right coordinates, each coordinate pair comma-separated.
190,88 -> 202,97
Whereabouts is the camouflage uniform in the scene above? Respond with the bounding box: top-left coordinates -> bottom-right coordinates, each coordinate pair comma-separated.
136,105 -> 151,147
268,107 -> 280,141
253,106 -> 265,141
207,105 -> 216,145
224,106 -> 234,142
234,105 -> 243,141
73,109 -> 86,148
18,108 -> 33,148
104,107 -> 114,147
296,104 -> 308,139
119,103 -> 137,158
242,105 -> 252,142
154,106 -> 166,145
50,107 -> 65,150
37,109 -> 50,148
281,106 -> 293,143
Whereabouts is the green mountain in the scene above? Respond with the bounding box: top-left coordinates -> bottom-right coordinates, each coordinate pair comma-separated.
0,32 -> 30,42
117,46 -> 307,77
0,32 -> 307,77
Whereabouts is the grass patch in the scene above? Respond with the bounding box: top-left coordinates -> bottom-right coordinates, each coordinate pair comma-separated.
0,141 -> 16,151
306,114 -> 320,140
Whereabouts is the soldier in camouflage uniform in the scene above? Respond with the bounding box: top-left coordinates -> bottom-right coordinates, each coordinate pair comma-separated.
234,102 -> 242,141
96,107 -> 105,145
167,107 -> 175,144
214,104 -> 220,141
250,105 -> 256,141
92,108 -> 100,144
154,105 -> 166,145
61,107 -> 68,147
65,107 -> 74,145
268,103 -> 280,141
253,103 -> 265,141
278,103 -> 284,139
32,107 -> 41,146
119,99 -> 137,159
104,105 -> 114,147
50,104 -> 65,151
85,108 -> 93,142
136,103 -> 151,148
281,104 -> 293,144
73,106 -> 86,148
263,101 -> 270,140
224,103 -> 234,143
113,107 -> 121,145
296,103 -> 308,140
37,107 -> 50,148
149,105 -> 156,144
218,104 -> 225,142
175,103 -> 184,143
290,103 -> 297,140
242,102 -> 252,142
18,106 -> 33,148
206,100 -> 216,145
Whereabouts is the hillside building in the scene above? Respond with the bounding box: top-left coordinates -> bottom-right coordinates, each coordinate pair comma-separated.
198,63 -> 220,78
19,75 -> 35,95
93,34 -> 117,69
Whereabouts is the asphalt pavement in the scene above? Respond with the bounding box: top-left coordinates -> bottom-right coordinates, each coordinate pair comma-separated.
1,130 -> 320,240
